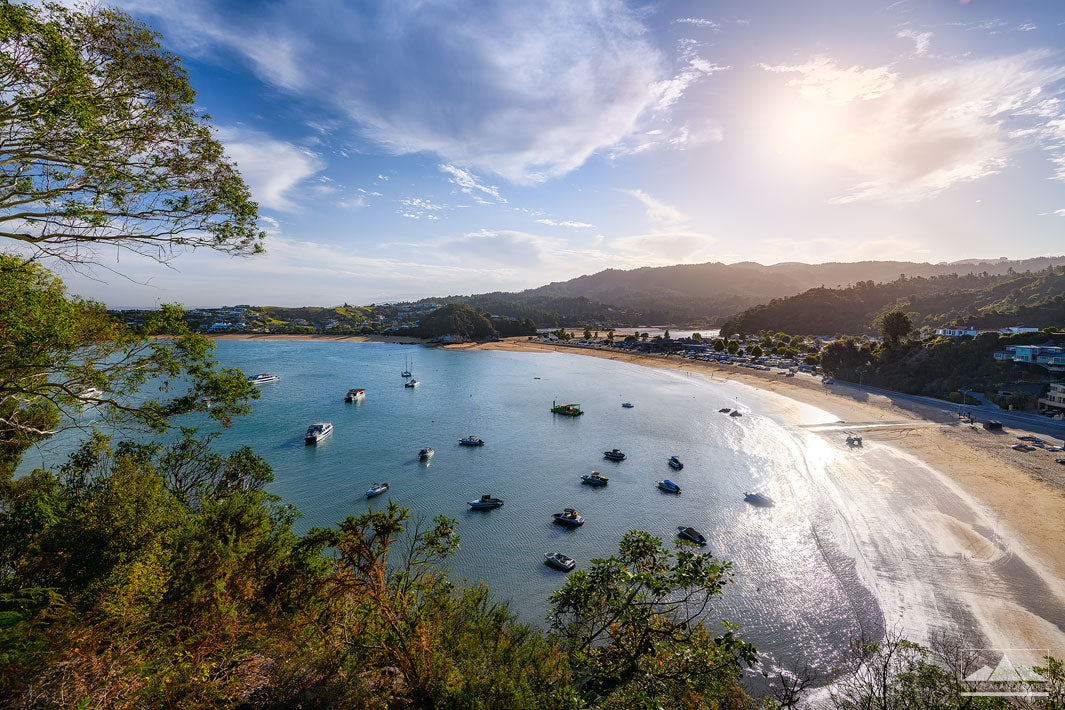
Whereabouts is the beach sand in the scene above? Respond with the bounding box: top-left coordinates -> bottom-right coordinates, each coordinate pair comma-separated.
448,337 -> 1065,650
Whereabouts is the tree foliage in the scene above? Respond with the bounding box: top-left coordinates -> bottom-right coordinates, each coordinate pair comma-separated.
876,310 -> 912,346
0,2 -> 263,263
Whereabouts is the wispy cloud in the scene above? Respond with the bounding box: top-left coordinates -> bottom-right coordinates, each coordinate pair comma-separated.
897,28 -> 932,56
620,189 -> 686,225
215,126 -> 323,212
440,164 -> 505,203
673,18 -> 719,29
761,56 -> 897,105
536,218 -> 596,229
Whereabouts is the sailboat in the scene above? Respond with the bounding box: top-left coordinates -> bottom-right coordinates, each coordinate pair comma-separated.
401,354 -> 411,378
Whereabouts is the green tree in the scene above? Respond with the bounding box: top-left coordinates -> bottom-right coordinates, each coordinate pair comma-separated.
583,326 -> 592,339
713,338 -> 725,352
663,328 -> 670,339
726,340 -> 740,354
876,310 -> 913,346
0,3 -> 263,263
691,332 -> 702,341
549,530 -> 755,706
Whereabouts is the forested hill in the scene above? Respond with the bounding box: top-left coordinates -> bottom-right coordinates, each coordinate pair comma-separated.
720,266 -> 1065,336
508,256 -> 1065,325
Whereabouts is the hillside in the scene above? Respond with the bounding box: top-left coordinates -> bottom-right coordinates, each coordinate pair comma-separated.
512,256 -> 1065,325
720,266 -> 1065,336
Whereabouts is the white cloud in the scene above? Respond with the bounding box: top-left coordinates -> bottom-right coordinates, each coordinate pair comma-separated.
620,189 -> 686,225
215,126 -> 323,212
536,218 -> 596,229
897,29 -> 932,56
763,52 -> 1065,202
440,164 -> 505,203
673,18 -> 719,29
1017,23 -> 1038,32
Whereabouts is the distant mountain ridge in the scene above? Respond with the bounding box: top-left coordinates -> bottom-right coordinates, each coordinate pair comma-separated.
499,256 -> 1065,325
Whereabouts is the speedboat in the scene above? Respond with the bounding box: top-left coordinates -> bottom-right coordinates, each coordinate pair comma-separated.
78,387 -> 104,400
677,526 -> 707,546
551,401 -> 583,416
544,552 -> 576,571
729,410 -> 743,417
846,434 -> 863,447
621,402 -> 634,408
248,373 -> 280,384
668,456 -> 684,470
405,379 -> 420,388
366,482 -> 389,498
718,408 -> 731,413
580,472 -> 609,486
305,422 -> 333,444
468,494 -> 503,509
603,449 -> 626,461
345,388 -> 366,402
419,447 -> 434,460
552,508 -> 584,526
657,479 -> 681,494
744,491 -> 774,507
459,436 -> 485,446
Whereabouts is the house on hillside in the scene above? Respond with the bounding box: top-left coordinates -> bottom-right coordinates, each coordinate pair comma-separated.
935,325 -> 1040,337
994,344 -> 1065,372
1039,383 -> 1065,413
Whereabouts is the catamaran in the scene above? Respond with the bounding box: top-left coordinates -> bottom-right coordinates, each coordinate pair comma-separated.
345,388 -> 366,402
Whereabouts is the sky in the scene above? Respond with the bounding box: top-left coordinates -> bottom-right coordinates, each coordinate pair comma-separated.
52,0 -> 1065,307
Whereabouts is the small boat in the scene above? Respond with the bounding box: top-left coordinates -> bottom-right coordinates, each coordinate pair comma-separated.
603,449 -> 626,461
200,397 -> 211,409
419,447 -> 434,460
551,401 -> 584,416
405,379 -> 420,388
1057,458 -> 1065,465
401,355 -> 412,378
305,422 -> 333,444
657,479 -> 681,494
668,456 -> 684,470
718,408 -> 731,413
366,482 -> 389,498
468,494 -> 504,509
744,491 -> 774,507
552,508 -> 584,526
677,526 -> 707,546
78,387 -> 104,400
247,373 -> 280,384
544,551 -> 576,571
729,410 -> 743,417
1011,443 -> 1034,451
846,434 -> 863,447
345,388 -> 366,402
621,402 -> 634,408
459,436 -> 485,446
580,472 -> 609,486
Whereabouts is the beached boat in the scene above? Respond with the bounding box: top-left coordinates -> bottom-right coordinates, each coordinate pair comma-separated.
729,410 -> 743,417
621,402 -> 634,408
552,508 -> 584,526
718,407 -> 731,413
405,379 -> 420,388
580,471 -> 609,486
846,434 -> 863,447
459,436 -> 485,446
419,447 -> 434,460
366,482 -> 389,498
247,373 -> 280,384
603,448 -> 626,461
677,526 -> 707,546
668,456 -> 683,470
1057,458 -> 1065,465
551,401 -> 584,416
657,479 -> 680,494
305,422 -> 333,444
544,551 -> 576,571
744,491 -> 774,507
468,494 -> 504,509
345,388 -> 366,402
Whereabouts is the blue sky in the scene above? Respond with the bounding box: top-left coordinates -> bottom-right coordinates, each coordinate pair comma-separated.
63,0 -> 1065,307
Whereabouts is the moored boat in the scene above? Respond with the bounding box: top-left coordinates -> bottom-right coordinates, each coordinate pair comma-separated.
248,373 -> 280,384
718,407 -> 731,413
305,422 -> 333,444
846,434 -> 863,447
78,387 -> 104,400
468,494 -> 504,509
419,447 -> 434,460
345,388 -> 366,402
580,472 -> 609,486
677,526 -> 707,546
744,491 -> 774,507
459,436 -> 485,446
405,379 -> 420,388
657,479 -> 680,494
551,401 -> 584,416
621,402 -> 634,408
366,482 -> 389,498
552,508 -> 584,526
729,410 -> 743,417
544,551 -> 576,571
668,456 -> 683,470
603,448 -> 626,461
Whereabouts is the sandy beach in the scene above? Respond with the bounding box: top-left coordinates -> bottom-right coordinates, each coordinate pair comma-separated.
447,338 -> 1065,635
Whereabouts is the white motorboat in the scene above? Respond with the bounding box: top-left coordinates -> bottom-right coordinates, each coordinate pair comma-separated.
345,388 -> 366,402
468,494 -> 504,509
552,508 -> 584,526
366,482 -> 389,498
544,552 -> 576,571
405,379 -> 419,388
305,422 -> 333,444
78,387 -> 104,400
418,447 -> 434,460
248,373 -> 280,384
